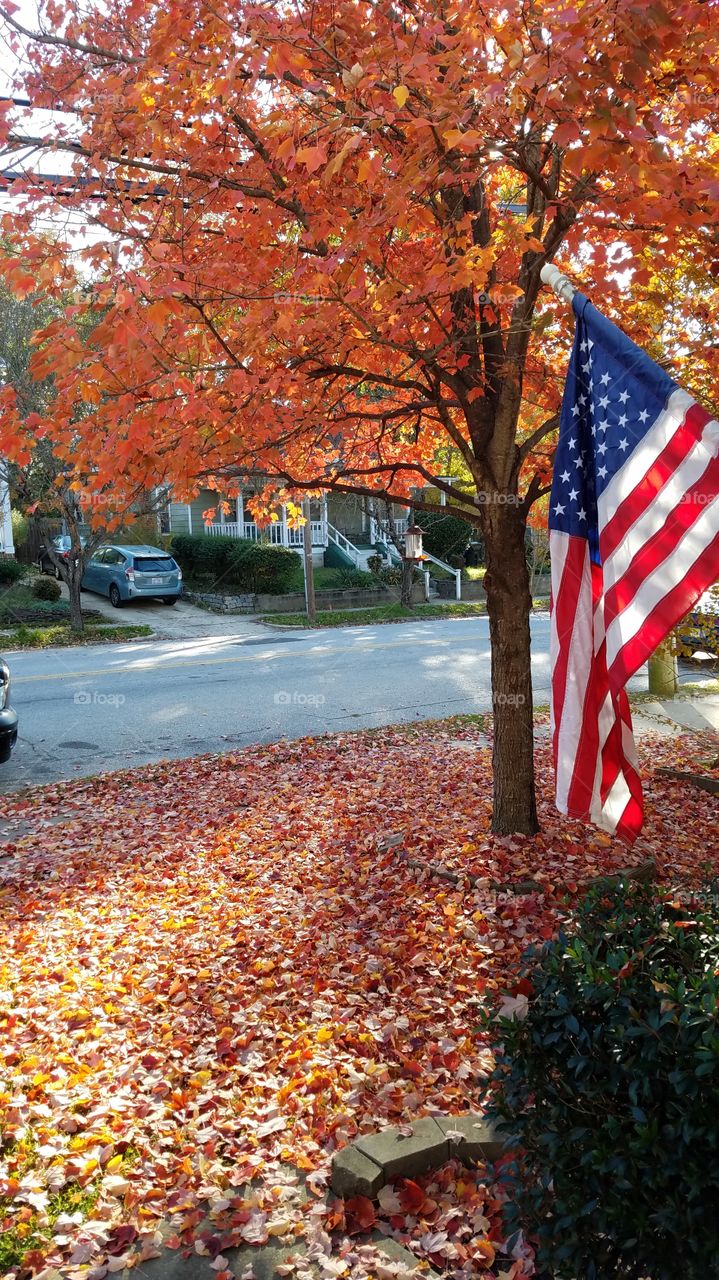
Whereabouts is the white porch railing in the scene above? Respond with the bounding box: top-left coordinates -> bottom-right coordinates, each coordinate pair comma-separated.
371,516 -> 409,546
422,550 -> 462,600
326,524 -> 361,567
206,520 -> 328,548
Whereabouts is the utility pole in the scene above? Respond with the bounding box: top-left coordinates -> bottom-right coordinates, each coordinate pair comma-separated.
302,499 -> 316,622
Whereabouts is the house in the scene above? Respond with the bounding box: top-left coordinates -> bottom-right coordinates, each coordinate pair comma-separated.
0,460 -> 14,555
167,487 -> 410,570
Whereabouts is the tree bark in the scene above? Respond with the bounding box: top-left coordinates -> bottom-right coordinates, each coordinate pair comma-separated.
482,499 -> 538,835
400,558 -> 414,608
66,556 -> 84,632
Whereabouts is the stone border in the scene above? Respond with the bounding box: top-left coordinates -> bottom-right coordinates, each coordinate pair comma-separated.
377,831 -> 656,896
330,1114 -> 505,1199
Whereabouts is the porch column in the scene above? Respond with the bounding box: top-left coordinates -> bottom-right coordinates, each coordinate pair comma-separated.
321,494 -> 328,544
186,503 -> 193,534
236,492 -> 244,533
281,504 -> 289,547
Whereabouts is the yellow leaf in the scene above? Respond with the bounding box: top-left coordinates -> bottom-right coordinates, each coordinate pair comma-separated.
393,85 -> 409,108
316,1026 -> 333,1043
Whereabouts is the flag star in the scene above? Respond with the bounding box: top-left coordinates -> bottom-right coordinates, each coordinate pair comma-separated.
577,507 -> 587,521
587,339 -> 594,349
560,470 -> 571,483
638,409 -> 649,422
571,404 -> 580,417
618,437 -> 629,451
576,455 -> 584,469
598,394 -> 610,408
568,487 -> 579,501
568,437 -> 577,450
578,394 -> 587,406
618,413 -> 628,427
598,419 -> 609,432
597,440 -> 608,455
582,361 -> 591,374
580,339 -> 588,352
553,502 -> 566,516
599,372 -> 611,385
618,389 -> 630,403
597,464 -> 608,479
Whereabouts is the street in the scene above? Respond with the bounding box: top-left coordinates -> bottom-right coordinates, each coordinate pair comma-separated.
0,613 -> 704,791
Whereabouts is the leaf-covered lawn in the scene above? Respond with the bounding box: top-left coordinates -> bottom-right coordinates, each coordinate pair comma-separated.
0,720 -> 716,1279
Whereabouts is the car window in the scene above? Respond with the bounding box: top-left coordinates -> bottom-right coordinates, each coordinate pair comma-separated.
132,556 -> 175,573
90,549 -> 108,564
54,536 -> 71,551
105,549 -> 125,566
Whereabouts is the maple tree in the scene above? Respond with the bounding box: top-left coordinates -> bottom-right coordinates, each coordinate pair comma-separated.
1,0 -> 719,832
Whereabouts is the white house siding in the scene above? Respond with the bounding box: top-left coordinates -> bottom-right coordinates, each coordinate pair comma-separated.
0,461 -> 14,554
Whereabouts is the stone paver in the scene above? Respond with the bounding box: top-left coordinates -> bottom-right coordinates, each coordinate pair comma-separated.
369,1234 -> 430,1274
437,1114 -> 505,1165
330,1144 -> 385,1198
354,1119 -> 449,1183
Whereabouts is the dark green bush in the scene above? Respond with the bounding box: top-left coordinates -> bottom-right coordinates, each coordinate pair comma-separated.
32,575 -> 62,601
229,542 -> 299,593
366,553 -> 385,576
415,510 -> 474,562
170,533 -> 252,583
484,881 -> 719,1279
0,554 -> 24,585
378,565 -> 403,586
333,567 -> 379,590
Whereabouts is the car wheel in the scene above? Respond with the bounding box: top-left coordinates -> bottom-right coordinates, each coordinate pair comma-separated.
162,597 -> 176,606
109,584 -> 123,608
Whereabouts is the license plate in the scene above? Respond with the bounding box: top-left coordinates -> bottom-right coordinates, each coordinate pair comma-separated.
151,576 -> 163,585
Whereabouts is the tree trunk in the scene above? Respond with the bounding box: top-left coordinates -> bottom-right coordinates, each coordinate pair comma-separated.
66,558 -> 84,632
400,558 -> 413,608
482,500 -> 538,835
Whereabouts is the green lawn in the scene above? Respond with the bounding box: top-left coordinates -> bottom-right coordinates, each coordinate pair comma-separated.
2,621 -> 154,649
264,601 -> 489,627
1,579 -> 153,648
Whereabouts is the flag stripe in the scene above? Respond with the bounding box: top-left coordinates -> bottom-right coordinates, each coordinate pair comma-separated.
602,465 -> 719,637
607,526 -> 719,687
600,396 -> 711,561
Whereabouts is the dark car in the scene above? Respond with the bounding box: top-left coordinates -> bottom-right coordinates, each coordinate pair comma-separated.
0,657 -> 18,763
82,544 -> 183,607
38,533 -> 87,578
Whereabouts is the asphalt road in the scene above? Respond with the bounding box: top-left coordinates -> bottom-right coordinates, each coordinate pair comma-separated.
0,614 -> 698,791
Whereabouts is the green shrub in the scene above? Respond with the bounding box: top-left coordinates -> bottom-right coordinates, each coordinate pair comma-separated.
0,554 -> 24,585
11,509 -> 28,548
170,533 -> 251,582
229,542 -> 299,593
366,553 -> 385,576
415,510 -> 474,562
378,565 -> 403,586
333,567 -> 379,590
32,575 -> 62,601
484,880 -> 719,1280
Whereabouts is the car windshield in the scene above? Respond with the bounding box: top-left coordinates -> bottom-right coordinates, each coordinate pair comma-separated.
132,557 -> 175,573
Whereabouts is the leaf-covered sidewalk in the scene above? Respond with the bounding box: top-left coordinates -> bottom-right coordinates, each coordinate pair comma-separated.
1,720 -> 717,1280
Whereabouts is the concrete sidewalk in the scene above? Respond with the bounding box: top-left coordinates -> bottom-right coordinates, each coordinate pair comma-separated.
631,692 -> 719,738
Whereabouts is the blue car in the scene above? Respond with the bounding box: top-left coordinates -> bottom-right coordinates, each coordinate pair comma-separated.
82,544 -> 183,608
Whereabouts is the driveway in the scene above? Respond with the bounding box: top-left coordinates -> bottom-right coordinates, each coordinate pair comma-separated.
62,582 -> 264,641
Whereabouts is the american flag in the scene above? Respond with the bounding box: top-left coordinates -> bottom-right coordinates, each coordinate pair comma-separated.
549,293 -> 719,843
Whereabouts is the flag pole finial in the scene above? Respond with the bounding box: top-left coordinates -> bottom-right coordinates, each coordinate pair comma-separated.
540,263 -> 576,304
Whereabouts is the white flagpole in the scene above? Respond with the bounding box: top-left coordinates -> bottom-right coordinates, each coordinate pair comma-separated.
540,263 -> 577,303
